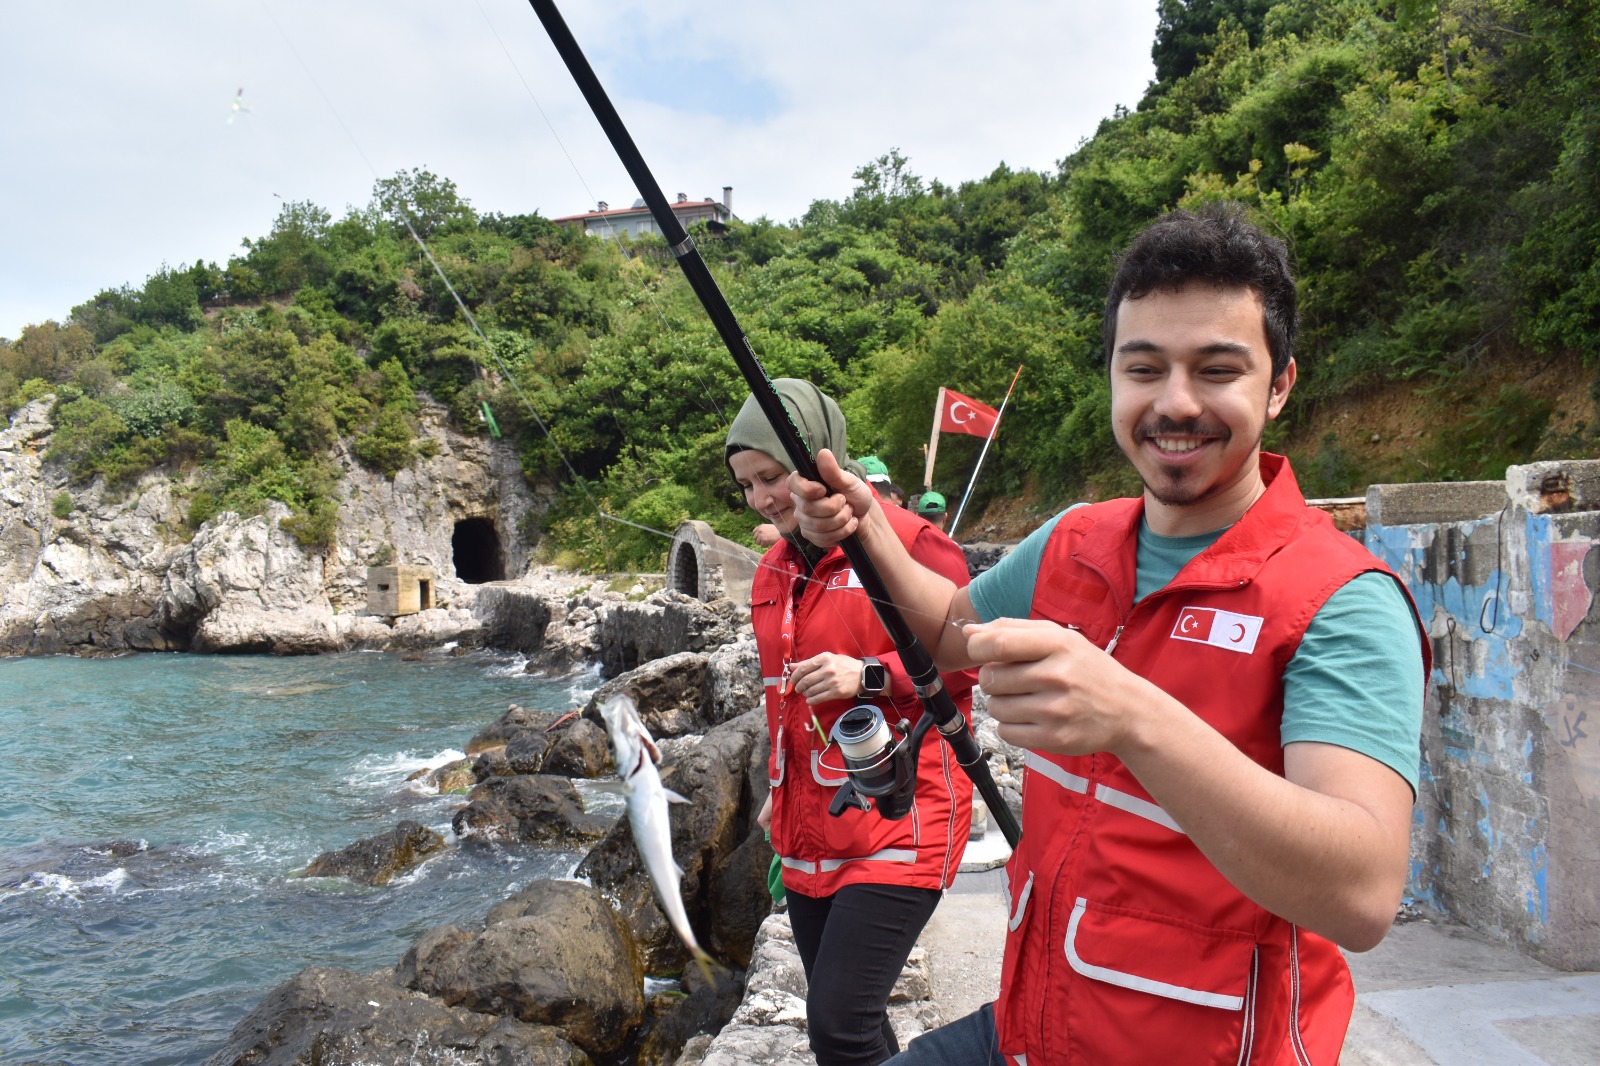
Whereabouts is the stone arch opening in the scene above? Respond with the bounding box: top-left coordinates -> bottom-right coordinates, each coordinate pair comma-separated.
669,538 -> 702,599
452,517 -> 506,584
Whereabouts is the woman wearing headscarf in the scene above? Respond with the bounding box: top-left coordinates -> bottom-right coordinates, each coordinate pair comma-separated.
726,379 -> 976,1066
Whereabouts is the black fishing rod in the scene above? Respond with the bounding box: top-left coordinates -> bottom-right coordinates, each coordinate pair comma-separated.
527,0 -> 1020,849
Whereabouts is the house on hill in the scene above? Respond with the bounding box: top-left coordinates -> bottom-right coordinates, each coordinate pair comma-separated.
554,187 -> 736,239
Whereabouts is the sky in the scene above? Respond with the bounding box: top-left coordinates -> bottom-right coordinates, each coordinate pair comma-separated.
0,1 -> 1160,341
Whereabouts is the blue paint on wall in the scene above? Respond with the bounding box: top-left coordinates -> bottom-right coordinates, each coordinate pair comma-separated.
1477,785 -> 1496,880
1407,858 -> 1441,910
1526,514 -> 1555,629
1367,521 -> 1523,700
1526,842 -> 1549,925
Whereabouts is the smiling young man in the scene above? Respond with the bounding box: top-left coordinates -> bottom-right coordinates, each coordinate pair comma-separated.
789,205 -> 1429,1065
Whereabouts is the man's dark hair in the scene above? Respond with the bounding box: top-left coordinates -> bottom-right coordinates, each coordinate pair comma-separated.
1102,203 -> 1297,379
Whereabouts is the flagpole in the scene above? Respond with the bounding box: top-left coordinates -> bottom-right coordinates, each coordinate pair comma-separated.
923,387 -> 944,491
948,364 -> 1023,539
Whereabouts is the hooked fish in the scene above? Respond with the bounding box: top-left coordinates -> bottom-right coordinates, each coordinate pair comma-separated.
599,693 -> 716,982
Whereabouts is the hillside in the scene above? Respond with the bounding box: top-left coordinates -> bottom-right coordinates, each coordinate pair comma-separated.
2,0 -> 1595,569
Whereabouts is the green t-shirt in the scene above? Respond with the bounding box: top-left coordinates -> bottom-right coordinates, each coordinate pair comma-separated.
968,509 -> 1423,793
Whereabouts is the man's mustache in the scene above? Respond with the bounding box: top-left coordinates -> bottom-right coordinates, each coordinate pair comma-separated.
1134,418 -> 1230,440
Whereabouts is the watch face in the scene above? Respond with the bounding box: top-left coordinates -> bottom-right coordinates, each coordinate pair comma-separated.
863,661 -> 887,693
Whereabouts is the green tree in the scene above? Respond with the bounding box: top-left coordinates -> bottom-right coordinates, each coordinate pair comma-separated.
371,167 -> 476,239
3,321 -> 97,384
241,200 -> 334,294
136,264 -> 205,330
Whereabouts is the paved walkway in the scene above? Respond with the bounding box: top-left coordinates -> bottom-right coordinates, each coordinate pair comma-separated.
921,827 -> 1600,1064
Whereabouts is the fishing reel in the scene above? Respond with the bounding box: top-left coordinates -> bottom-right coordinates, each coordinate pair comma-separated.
826,705 -> 928,821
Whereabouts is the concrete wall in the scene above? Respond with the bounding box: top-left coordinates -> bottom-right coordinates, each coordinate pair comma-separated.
1365,460 -> 1600,969
365,565 -> 435,617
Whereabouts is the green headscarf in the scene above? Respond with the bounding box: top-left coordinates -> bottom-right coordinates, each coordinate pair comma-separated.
725,379 -> 866,564
723,379 -> 868,482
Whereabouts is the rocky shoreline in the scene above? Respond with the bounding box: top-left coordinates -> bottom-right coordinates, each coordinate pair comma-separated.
202,585 -> 1025,1066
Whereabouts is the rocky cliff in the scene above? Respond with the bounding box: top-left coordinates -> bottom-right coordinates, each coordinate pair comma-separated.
0,396 -> 548,656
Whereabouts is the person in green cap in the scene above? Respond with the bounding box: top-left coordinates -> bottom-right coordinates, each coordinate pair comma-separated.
725,378 -> 976,1066
915,490 -> 948,532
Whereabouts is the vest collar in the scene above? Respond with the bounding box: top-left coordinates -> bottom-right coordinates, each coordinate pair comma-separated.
1075,453 -> 1309,593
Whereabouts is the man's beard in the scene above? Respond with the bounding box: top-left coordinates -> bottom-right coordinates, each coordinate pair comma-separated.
1129,417 -> 1259,506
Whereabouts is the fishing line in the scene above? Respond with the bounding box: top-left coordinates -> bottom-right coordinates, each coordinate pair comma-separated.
253,0 -> 971,651
462,2 -> 956,659
469,0 -> 737,435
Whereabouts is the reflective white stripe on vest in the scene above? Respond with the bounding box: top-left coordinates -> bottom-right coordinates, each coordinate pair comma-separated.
820,848 -> 917,873
1025,752 -> 1182,833
1094,783 -> 1185,834
769,725 -> 786,786
1003,869 -> 1034,931
778,848 -> 917,875
1024,751 -> 1087,793
763,676 -> 785,687
811,751 -> 850,786
1009,1056 -> 1027,1066
1064,898 -> 1244,1011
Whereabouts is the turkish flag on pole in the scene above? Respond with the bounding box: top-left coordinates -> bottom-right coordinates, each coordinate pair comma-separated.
938,389 -> 1000,437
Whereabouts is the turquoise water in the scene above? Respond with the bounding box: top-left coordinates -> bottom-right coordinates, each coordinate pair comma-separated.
0,650 -> 604,1065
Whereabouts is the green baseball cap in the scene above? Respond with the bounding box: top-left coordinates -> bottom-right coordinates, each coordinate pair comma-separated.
859,455 -> 890,480
916,491 -> 946,514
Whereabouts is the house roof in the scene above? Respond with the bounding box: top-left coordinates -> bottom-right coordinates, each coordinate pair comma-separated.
552,196 -> 728,224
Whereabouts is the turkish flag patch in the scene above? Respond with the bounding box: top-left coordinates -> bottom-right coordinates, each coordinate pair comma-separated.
1170,607 -> 1263,654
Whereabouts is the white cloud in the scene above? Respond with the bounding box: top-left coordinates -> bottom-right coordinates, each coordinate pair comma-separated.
0,0 -> 1156,339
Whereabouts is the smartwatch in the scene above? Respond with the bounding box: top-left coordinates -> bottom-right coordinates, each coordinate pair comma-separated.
859,656 -> 887,698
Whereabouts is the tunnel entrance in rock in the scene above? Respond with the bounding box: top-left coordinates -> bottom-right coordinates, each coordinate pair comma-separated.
452,517 -> 505,584
669,539 -> 701,599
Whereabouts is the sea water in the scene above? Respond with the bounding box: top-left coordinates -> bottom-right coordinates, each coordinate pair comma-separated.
0,650 -> 605,1065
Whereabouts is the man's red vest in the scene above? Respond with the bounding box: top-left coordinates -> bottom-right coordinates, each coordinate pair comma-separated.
995,454 -> 1428,1065
752,503 -> 975,896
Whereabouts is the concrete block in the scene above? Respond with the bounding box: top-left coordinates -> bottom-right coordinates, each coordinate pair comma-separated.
1367,481 -> 1506,526
1506,459 -> 1600,515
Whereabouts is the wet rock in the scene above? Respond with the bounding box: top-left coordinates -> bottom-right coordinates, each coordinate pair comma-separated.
465,703 -> 553,755
406,758 -> 474,795
505,730 -> 557,775
302,820 -> 444,886
394,923 -> 475,989
405,879 -> 644,1058
587,651 -> 711,738
452,774 -> 612,844
709,825 -> 779,968
204,965 -> 589,1066
544,717 -> 611,778
636,965 -> 745,1066
465,704 -> 565,781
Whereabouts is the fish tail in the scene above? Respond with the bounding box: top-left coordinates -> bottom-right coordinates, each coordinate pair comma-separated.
691,946 -> 718,988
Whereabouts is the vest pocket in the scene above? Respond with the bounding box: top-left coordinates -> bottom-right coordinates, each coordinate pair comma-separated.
1059,897 -> 1257,1058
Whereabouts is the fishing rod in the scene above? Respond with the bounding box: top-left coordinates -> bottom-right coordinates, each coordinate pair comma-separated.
527,0 -> 1020,849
